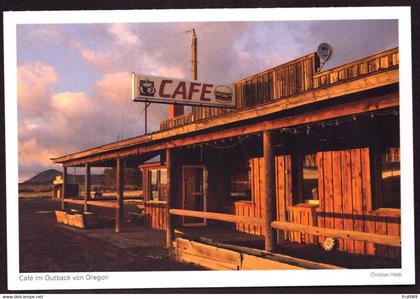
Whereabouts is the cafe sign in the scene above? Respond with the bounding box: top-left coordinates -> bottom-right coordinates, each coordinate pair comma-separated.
131,73 -> 236,108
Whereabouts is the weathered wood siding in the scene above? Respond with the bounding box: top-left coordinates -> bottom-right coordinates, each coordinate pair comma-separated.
236,155 -> 316,244
144,201 -> 167,230
236,150 -> 400,258
234,157 -> 266,235
161,53 -> 318,130
316,148 -> 400,258
190,53 -> 317,123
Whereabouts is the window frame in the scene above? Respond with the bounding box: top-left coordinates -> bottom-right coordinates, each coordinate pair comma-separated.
370,146 -> 401,211
291,153 -> 319,207
229,159 -> 252,201
146,167 -> 168,202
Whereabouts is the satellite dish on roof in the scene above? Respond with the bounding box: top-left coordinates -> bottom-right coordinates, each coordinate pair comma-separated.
316,42 -> 333,72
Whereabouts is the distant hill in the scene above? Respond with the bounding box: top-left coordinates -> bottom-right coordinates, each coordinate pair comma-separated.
22,169 -> 62,185
21,169 -> 105,185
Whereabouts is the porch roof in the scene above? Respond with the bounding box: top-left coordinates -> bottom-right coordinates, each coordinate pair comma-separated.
51,48 -> 399,167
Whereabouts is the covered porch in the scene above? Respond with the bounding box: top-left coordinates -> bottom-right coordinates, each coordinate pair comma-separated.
52,88 -> 401,259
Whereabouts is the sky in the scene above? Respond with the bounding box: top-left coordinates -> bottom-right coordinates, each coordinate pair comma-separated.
16,18 -> 398,182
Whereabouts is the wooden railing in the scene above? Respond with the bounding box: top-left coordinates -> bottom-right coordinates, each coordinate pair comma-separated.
271,221 -> 401,247
160,113 -> 195,131
169,208 -> 401,247
63,198 -> 117,208
169,209 -> 263,226
312,47 -> 398,89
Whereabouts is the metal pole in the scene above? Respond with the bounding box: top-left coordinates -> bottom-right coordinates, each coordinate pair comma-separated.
144,102 -> 150,134
145,102 -> 148,134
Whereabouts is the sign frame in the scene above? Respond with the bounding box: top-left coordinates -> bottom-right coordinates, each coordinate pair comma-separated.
131,73 -> 236,108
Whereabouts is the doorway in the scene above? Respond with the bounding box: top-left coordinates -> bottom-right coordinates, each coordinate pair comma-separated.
182,165 -> 208,226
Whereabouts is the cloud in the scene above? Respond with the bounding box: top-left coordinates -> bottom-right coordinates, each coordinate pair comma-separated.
17,62 -> 58,114
19,138 -> 60,167
107,24 -> 140,45
93,71 -> 167,139
74,22 -> 251,82
94,72 -> 132,102
33,25 -> 60,40
17,65 -> 165,181
18,137 -> 63,182
51,92 -> 94,116
16,22 -> 281,181
80,48 -> 111,71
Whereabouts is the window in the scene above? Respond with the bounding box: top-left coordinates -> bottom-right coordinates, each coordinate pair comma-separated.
373,147 -> 400,209
148,168 -> 168,201
230,160 -> 251,200
292,154 -> 319,206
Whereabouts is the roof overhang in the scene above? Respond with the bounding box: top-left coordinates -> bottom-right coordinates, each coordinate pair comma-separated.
51,66 -> 399,167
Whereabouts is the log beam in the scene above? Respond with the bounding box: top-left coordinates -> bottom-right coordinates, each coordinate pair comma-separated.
84,163 -> 91,212
115,157 -> 124,233
263,130 -> 276,252
166,148 -> 175,248
271,221 -> 401,247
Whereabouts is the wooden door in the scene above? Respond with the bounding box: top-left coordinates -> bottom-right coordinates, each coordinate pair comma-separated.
182,165 -> 208,226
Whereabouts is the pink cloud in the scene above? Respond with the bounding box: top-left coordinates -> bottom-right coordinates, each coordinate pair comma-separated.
80,48 -> 112,71
149,64 -> 185,78
107,24 -> 140,45
51,92 -> 94,116
94,72 -> 132,103
19,138 -> 62,170
17,62 -> 58,113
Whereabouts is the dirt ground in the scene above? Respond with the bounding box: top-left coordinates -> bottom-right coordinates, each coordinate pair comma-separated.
19,198 -> 202,272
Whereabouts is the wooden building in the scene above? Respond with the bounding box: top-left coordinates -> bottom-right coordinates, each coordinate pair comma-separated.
52,175 -> 79,200
51,47 -> 400,259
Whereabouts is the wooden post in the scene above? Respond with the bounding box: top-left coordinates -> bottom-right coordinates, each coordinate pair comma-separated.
166,148 -> 175,248
115,157 -> 124,233
263,130 -> 276,252
61,166 -> 67,210
84,163 -> 91,212
191,29 -> 197,81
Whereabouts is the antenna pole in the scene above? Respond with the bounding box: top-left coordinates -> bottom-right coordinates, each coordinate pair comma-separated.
191,28 -> 197,80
